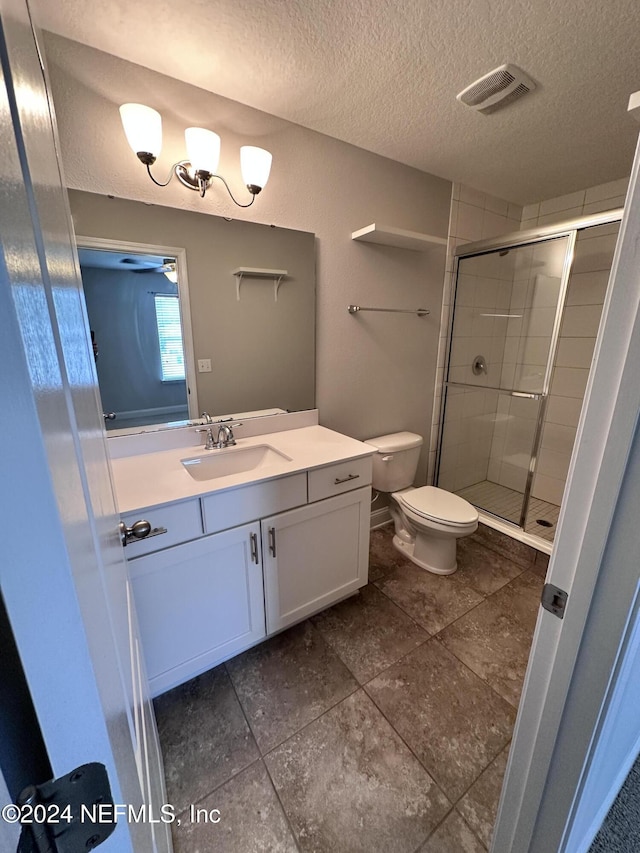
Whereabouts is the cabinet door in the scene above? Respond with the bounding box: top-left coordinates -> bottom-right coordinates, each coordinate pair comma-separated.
129,522 -> 265,696
262,486 -> 371,634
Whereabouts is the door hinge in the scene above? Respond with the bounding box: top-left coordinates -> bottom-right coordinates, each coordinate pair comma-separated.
16,763 -> 116,853
541,583 -> 568,619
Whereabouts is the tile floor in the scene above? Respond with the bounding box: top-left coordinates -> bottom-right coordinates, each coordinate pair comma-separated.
154,523 -> 548,853
456,480 -> 560,543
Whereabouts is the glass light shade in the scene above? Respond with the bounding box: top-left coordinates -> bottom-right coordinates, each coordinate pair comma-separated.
185,127 -> 220,175
240,146 -> 272,190
119,103 -> 162,156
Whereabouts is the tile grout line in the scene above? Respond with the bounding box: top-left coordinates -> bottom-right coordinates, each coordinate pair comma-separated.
260,757 -> 304,853
416,803 -> 490,853
370,558 -> 532,712
228,622 -> 366,759
360,635 -> 514,812
369,535 -> 537,715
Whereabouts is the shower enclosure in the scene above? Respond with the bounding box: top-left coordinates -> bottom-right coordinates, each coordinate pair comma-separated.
435,210 -> 622,548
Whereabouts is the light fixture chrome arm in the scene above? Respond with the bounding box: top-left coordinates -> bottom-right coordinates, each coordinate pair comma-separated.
173,161 -> 259,206
145,160 -> 177,188
140,156 -> 259,206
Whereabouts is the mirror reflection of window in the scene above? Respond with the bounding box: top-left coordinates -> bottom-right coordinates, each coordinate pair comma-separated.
78,248 -> 189,430
154,294 -> 186,382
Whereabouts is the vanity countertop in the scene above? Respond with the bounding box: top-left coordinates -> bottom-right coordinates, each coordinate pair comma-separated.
112,425 -> 374,514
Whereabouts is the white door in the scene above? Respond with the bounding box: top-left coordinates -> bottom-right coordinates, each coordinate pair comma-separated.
0,3 -> 170,851
492,117 -> 640,850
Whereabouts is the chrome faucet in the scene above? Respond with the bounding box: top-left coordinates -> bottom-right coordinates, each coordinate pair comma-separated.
196,422 -> 243,450
215,423 -> 241,448
196,427 -> 217,450
200,411 -> 213,424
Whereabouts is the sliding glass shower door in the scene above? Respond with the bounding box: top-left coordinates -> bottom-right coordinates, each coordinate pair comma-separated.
437,235 -> 573,528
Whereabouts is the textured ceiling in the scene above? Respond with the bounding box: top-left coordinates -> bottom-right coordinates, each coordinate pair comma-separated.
36,0 -> 640,203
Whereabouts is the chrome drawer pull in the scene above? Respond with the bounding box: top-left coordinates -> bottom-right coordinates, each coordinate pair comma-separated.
250,532 -> 259,564
268,527 -> 277,558
334,473 -> 359,485
127,526 -> 168,545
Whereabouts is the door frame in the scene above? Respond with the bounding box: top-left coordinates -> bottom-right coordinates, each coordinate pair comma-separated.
492,121 -> 640,850
76,235 -> 200,422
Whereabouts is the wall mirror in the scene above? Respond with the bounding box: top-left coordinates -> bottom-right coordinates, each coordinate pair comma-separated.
79,242 -> 194,431
71,190 -> 316,433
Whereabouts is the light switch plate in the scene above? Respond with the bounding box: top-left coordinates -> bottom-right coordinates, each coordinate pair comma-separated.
198,358 -> 212,373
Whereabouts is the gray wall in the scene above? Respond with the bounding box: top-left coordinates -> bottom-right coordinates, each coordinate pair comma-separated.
72,192 -> 316,417
45,34 -> 452,480
81,264 -> 188,420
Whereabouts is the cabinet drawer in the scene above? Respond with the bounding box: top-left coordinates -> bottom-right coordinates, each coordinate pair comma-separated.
122,499 -> 203,557
307,456 -> 372,503
202,473 -> 307,535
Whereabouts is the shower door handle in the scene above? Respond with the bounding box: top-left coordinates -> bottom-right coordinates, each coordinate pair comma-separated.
510,391 -> 541,399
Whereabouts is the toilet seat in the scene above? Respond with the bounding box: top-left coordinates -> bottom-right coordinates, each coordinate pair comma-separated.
396,486 -> 478,528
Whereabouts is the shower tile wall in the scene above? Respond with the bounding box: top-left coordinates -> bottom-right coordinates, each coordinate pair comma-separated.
430,184 -> 522,484
519,177 -> 626,507
520,178 -> 629,230
531,223 -> 619,506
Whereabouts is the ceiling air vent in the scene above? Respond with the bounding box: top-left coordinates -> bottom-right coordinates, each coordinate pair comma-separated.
457,64 -> 535,113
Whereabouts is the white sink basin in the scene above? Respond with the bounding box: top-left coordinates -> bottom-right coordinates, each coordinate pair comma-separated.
181,444 -> 292,481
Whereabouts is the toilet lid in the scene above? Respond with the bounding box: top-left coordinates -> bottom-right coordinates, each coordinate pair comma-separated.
399,486 -> 478,526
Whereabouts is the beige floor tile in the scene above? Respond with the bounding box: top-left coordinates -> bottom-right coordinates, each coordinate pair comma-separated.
419,810 -> 487,852
154,665 -> 259,815
311,583 -> 428,683
266,690 -> 450,853
374,560 -> 483,634
457,745 -> 510,848
172,760 -> 298,853
439,572 -> 543,707
365,640 -> 515,801
226,621 -> 357,753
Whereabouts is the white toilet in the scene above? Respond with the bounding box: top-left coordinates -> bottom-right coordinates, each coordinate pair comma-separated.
365,431 -> 478,575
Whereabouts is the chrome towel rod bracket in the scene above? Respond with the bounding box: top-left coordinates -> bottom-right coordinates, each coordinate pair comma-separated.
347,305 -> 430,317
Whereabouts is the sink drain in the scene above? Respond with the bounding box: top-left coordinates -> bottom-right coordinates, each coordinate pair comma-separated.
536,519 -> 553,528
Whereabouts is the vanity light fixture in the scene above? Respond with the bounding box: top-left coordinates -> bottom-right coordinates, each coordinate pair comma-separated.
119,103 -> 272,208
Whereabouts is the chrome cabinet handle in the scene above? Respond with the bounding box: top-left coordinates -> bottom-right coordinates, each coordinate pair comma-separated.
119,520 -> 167,547
250,532 -> 259,564
268,527 -> 277,558
334,473 -> 359,485
103,412 -> 116,420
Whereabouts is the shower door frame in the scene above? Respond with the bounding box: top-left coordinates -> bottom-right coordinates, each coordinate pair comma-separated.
436,207 -> 624,538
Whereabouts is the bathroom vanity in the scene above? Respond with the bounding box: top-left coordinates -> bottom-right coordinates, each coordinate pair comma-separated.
111,414 -> 373,696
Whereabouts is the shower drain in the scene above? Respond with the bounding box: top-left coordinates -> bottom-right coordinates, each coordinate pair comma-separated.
536,519 -> 553,528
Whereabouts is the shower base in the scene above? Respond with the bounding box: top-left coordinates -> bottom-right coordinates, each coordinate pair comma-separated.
455,480 -> 560,546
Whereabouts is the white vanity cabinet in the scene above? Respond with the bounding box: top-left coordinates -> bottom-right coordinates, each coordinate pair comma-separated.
128,522 -> 265,696
122,449 -> 372,697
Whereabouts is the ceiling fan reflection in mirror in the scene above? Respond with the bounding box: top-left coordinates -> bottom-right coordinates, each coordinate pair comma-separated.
127,256 -> 178,283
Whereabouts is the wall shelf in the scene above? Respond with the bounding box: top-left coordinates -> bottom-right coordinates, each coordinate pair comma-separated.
351,223 -> 448,252
231,267 -> 288,301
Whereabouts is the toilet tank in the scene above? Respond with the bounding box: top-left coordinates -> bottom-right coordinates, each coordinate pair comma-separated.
364,432 -> 423,493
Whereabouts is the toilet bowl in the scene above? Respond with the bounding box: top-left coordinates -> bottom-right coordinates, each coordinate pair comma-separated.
390,486 -> 478,574
365,432 -> 478,575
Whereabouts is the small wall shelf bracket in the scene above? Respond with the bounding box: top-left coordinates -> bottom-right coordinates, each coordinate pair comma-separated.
232,267 -> 288,302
